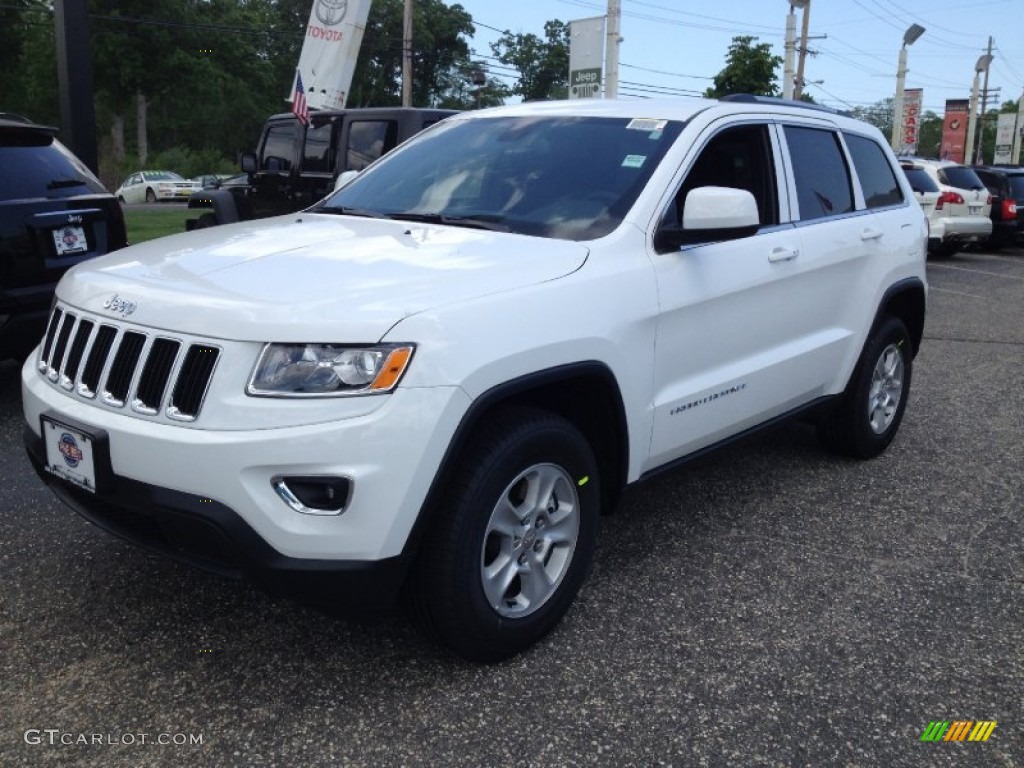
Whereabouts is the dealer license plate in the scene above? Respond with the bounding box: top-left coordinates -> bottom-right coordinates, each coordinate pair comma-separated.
52,225 -> 88,256
42,417 -> 98,492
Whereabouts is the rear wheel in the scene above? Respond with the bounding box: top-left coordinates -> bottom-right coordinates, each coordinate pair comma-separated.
818,315 -> 912,459
411,407 -> 600,662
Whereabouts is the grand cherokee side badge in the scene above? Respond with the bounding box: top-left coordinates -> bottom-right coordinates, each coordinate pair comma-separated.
102,294 -> 137,317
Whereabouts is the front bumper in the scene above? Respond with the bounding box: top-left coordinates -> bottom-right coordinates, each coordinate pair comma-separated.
24,428 -> 406,609
22,356 -> 470,604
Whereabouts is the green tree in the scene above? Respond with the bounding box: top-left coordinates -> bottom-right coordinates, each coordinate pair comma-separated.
704,36 -> 782,98
490,20 -> 569,102
348,0 -> 482,108
850,97 -> 895,139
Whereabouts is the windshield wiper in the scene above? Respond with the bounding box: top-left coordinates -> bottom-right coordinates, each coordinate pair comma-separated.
46,178 -> 87,190
318,205 -> 390,219
388,211 -> 510,232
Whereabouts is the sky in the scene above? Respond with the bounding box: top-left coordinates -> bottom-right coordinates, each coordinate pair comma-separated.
454,0 -> 1024,115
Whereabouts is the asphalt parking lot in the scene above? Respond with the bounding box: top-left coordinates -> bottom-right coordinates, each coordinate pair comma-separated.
1,247 -> 1021,767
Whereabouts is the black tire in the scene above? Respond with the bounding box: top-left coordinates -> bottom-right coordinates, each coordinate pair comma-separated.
410,407 -> 600,662
145,188 -> 156,203
193,213 -> 217,229
818,315 -> 912,459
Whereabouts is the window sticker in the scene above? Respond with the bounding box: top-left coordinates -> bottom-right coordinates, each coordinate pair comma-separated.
626,118 -> 668,133
622,154 -> 647,169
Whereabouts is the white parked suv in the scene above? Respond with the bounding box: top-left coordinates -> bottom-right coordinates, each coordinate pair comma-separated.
23,96 -> 927,661
902,157 -> 991,256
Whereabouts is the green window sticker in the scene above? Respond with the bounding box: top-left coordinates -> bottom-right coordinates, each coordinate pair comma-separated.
622,154 -> 647,169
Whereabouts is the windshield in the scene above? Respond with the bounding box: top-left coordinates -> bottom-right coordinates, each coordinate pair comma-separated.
146,171 -> 185,181
317,115 -> 684,241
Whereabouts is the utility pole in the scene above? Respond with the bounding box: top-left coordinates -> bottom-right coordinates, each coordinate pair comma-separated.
402,0 -> 413,107
793,0 -> 811,99
975,36 -> 994,164
605,0 -> 621,98
54,0 -> 98,173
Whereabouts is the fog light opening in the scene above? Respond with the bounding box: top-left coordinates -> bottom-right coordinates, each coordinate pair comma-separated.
272,476 -> 351,516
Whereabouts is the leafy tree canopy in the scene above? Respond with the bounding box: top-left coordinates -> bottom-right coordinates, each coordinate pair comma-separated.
490,20 -> 569,102
704,36 -> 782,99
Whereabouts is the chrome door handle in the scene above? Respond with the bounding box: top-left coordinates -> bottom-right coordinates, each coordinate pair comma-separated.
769,247 -> 799,263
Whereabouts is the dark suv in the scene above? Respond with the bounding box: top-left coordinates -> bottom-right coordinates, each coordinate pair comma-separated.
187,107 -> 456,229
974,165 -> 1024,248
0,114 -> 127,360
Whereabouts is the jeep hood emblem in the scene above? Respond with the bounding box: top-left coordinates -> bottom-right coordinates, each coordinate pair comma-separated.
102,294 -> 137,317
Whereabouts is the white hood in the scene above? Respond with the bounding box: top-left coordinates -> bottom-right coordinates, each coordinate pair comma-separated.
57,214 -> 589,342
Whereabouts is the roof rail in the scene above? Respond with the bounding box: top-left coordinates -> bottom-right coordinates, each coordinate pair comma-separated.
720,94 -> 845,116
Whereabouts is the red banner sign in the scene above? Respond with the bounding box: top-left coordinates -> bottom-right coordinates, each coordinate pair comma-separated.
940,99 -> 969,163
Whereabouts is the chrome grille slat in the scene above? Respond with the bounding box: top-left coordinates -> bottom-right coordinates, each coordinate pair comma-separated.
79,325 -> 117,398
38,305 -> 219,421
133,338 -> 181,414
102,330 -> 146,407
60,319 -> 94,390
47,312 -> 77,382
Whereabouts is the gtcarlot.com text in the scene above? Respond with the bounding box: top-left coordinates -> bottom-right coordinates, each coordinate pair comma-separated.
24,729 -> 203,746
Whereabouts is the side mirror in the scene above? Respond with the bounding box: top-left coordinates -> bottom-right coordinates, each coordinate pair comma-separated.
334,170 -> 360,191
240,152 -> 258,174
654,186 -> 760,252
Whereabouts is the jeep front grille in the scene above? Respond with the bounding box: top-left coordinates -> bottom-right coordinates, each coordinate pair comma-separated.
38,307 -> 220,421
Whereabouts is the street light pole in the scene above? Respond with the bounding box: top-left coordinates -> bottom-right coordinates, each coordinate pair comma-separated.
891,24 -> 925,153
966,53 -> 993,166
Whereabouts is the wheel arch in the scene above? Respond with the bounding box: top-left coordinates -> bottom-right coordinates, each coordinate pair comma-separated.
874,277 -> 926,357
400,361 -> 630,564
186,188 -> 242,225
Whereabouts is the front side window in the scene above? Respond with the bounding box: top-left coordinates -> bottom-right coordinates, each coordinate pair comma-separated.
845,133 -> 903,209
784,125 -> 853,221
260,124 -> 295,172
670,123 -> 778,228
320,115 -> 685,241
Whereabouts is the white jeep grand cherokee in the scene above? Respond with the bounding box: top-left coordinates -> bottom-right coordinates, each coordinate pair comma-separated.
22,96 -> 927,661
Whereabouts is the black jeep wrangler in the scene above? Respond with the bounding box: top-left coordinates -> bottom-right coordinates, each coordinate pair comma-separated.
187,107 -> 456,229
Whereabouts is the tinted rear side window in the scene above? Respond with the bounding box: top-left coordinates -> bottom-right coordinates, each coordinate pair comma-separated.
784,125 -> 853,220
1007,176 -> 1024,198
0,134 -> 107,199
902,167 -> 938,193
938,166 -> 985,190
844,133 -> 903,208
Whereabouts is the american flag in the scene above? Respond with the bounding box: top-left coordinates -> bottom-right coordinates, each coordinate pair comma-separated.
291,70 -> 309,125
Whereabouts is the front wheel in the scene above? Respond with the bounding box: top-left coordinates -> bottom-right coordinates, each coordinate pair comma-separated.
145,188 -> 156,203
818,315 -> 913,459
410,408 -> 600,662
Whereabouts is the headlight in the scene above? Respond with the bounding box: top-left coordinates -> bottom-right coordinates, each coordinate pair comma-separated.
247,343 -> 415,397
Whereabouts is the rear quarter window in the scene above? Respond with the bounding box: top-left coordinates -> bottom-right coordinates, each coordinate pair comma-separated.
938,166 -> 985,190
901,167 -> 939,193
844,133 -> 904,208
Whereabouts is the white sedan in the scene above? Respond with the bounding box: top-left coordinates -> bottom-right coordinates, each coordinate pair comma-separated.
115,171 -> 199,203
